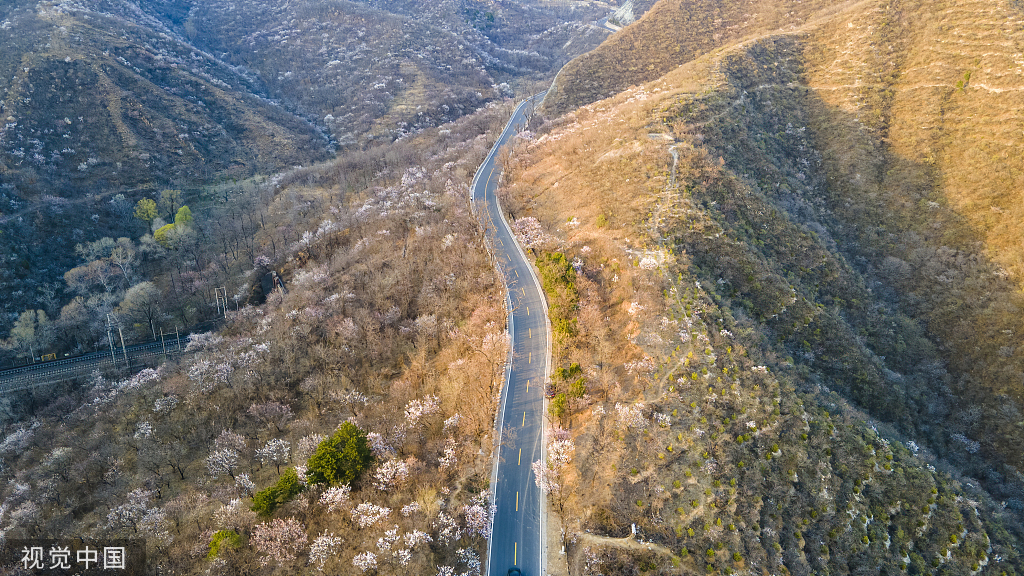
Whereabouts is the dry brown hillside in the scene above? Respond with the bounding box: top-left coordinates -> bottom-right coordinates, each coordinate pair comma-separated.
500,0 -> 1024,572
533,0 -> 1024,499
542,0 -> 851,115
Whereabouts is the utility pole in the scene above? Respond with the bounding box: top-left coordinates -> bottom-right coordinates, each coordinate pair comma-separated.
106,314 -> 118,368
215,287 -> 228,317
160,327 -> 166,359
118,323 -> 129,367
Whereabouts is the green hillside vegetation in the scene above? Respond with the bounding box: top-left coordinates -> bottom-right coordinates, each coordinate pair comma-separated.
500,1 -> 1024,572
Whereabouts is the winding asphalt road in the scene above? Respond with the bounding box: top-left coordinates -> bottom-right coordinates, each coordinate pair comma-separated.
473,93 -> 550,576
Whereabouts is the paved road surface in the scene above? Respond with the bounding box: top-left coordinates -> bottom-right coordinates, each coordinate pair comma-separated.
473,94 -> 550,576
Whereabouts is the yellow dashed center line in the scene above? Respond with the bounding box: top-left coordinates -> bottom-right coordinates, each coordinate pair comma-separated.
526,379 -> 530,391
529,328 -> 532,339
515,542 -> 518,565
518,448 -> 522,465
522,411 -> 526,426
515,269 -> 519,278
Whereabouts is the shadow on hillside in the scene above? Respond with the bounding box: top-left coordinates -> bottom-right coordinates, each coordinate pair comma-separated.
666,34 -> 1024,508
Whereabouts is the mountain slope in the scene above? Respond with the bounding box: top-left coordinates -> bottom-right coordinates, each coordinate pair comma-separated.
185,0 -> 608,144
497,0 -> 1024,572
0,0 -> 607,335
0,0 -> 328,193
541,0 -> 848,115
530,0 -> 1024,505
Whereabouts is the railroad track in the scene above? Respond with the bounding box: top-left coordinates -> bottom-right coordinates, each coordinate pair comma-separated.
0,337 -> 187,395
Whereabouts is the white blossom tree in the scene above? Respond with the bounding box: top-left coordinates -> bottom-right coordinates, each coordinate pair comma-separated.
319,485 -> 352,513
257,438 -> 291,474
373,459 -> 410,491
352,551 -> 377,572
308,532 -> 342,571
206,448 -> 240,480
351,502 -> 391,528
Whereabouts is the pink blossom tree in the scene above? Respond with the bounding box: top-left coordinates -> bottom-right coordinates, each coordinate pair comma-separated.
251,518 -> 307,566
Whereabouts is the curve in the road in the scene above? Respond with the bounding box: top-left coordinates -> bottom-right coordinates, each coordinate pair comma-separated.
474,93 -> 552,576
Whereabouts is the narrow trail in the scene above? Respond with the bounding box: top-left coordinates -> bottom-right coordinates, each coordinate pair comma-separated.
577,532 -> 677,558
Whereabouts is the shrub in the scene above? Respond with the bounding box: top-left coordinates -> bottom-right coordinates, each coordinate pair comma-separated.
174,205 -> 193,227
306,422 -> 374,486
208,530 -> 242,558
251,467 -> 304,516
569,378 -> 587,398
153,223 -> 176,248
550,393 -> 568,419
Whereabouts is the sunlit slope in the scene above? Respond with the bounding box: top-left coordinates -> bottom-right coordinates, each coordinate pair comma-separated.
533,0 -> 1024,493
504,2 -> 1024,569
507,36 -> 1024,568
542,0 -> 847,115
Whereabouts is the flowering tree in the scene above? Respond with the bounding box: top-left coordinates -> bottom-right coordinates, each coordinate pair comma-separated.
435,510 -> 462,544
438,438 -> 458,473
206,448 -> 240,480
511,217 -> 554,250
351,502 -> 391,528
251,518 -> 307,566
248,402 -> 294,433
532,460 -> 560,496
213,499 -> 258,532
235,473 -> 256,497
404,529 -> 432,547
352,551 -> 377,572
373,459 -> 410,491
214,429 -> 248,453
404,395 -> 440,427
319,485 -> 352,513
257,438 -> 291,474
296,433 -> 326,461
548,437 -> 575,467
462,491 -> 494,539
106,488 -> 154,534
614,402 -> 647,429
443,414 -> 461,433
308,532 -> 342,571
